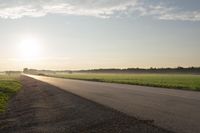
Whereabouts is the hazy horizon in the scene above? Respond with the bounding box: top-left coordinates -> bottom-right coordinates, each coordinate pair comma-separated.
1,0 -> 200,71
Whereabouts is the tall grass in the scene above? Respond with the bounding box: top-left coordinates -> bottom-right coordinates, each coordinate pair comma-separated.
0,74 -> 21,112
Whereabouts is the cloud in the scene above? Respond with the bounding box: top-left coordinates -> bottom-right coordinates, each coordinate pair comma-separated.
0,0 -> 137,19
134,3 -> 200,22
0,0 -> 200,21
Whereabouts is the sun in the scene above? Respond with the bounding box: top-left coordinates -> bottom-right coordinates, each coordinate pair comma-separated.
19,36 -> 41,61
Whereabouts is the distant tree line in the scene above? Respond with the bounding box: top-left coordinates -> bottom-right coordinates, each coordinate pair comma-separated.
24,67 -> 200,75
23,68 -> 56,75
75,67 -> 200,74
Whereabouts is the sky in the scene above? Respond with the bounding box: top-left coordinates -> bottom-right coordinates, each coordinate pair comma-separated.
0,0 -> 200,71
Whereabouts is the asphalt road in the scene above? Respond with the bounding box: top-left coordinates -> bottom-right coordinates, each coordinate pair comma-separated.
27,74 -> 200,133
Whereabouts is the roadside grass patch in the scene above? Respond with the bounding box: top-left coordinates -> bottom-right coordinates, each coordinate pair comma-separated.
0,75 -> 21,112
50,73 -> 200,91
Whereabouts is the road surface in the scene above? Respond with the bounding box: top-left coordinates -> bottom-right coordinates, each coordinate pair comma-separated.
28,74 -> 200,133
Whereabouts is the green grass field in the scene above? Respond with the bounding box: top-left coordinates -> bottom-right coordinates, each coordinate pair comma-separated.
0,74 -> 21,112
51,73 -> 200,91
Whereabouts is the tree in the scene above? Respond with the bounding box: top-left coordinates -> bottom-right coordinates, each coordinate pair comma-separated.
23,68 -> 28,73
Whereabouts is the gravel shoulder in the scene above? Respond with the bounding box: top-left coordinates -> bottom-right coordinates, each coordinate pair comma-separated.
0,76 -> 173,133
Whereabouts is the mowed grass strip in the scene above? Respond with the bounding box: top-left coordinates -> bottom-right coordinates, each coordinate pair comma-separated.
52,73 -> 200,91
0,75 -> 21,112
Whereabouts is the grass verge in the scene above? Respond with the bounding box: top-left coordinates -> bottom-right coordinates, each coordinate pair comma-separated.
0,75 -> 21,112
49,73 -> 200,91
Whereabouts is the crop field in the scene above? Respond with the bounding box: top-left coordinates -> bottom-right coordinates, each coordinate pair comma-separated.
50,73 -> 200,91
0,74 -> 21,112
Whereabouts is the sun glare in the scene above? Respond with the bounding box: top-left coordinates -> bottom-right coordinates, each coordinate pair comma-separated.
19,36 -> 41,61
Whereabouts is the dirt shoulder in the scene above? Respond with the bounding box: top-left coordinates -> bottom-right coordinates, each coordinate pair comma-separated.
0,76 -> 173,133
